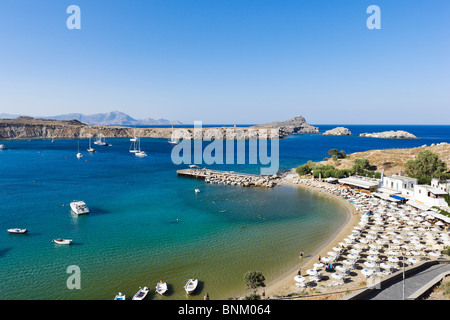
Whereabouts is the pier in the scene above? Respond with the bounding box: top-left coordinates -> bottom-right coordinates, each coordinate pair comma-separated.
177,168 -> 280,188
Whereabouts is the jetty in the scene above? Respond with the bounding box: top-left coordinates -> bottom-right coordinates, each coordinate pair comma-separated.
177,168 -> 280,188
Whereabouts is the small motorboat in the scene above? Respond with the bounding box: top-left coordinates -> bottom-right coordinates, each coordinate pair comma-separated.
184,278 -> 198,294
53,238 -> 72,245
114,292 -> 126,300
7,228 -> 28,234
195,189 -> 200,193
156,281 -> 168,295
132,286 -> 149,300
70,201 -> 90,215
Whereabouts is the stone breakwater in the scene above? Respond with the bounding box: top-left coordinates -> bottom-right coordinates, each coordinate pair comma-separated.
177,168 -> 281,188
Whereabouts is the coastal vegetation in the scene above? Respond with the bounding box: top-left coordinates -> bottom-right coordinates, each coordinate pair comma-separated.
296,158 -> 380,180
243,271 -> 266,300
405,150 -> 448,184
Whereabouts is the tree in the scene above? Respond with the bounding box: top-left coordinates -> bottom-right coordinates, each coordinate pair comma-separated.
340,150 -> 346,158
352,158 -> 370,174
405,151 -> 447,181
244,271 -> 266,293
328,149 -> 340,157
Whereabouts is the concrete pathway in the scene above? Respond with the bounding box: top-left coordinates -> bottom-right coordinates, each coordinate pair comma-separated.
361,262 -> 450,300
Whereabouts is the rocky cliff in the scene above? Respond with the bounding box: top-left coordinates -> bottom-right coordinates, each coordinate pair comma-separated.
252,116 -> 319,136
0,115 -> 318,140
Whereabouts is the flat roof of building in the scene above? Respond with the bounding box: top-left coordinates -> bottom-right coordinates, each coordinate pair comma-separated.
338,176 -> 379,189
385,175 -> 417,182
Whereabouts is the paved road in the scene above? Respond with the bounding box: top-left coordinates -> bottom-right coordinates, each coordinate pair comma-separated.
361,262 -> 450,300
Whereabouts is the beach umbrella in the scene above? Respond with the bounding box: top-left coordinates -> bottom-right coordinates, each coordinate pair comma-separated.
428,251 -> 441,258
350,248 -> 361,255
407,258 -> 418,264
387,250 -> 399,256
388,256 -> 399,263
336,265 -> 347,273
361,269 -> 374,277
332,273 -> 345,280
294,275 -> 306,283
347,253 -> 359,260
306,269 -> 318,276
380,262 -> 392,270
321,256 -> 332,263
410,250 -> 421,256
364,261 -> 377,268
314,262 -> 325,269
309,275 -> 321,282
368,249 -> 379,255
367,255 -> 378,261
343,259 -> 355,266
332,246 -> 342,252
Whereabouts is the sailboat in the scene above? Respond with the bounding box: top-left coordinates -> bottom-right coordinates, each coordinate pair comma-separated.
168,126 -> 180,145
130,127 -> 138,142
135,138 -> 147,157
94,134 -> 108,146
129,135 -> 139,153
87,138 -> 96,153
76,141 -> 83,158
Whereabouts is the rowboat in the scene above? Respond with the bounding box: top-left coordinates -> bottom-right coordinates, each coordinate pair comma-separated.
132,286 -> 149,300
114,292 -> 126,300
156,281 -> 168,295
184,278 -> 198,294
53,238 -> 72,245
7,228 -> 28,234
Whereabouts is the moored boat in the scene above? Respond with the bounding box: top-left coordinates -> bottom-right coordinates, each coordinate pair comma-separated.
70,201 -> 90,215
7,228 -> 28,234
132,286 -> 149,300
114,292 -> 126,300
53,238 -> 72,245
184,278 -> 198,294
156,281 -> 168,295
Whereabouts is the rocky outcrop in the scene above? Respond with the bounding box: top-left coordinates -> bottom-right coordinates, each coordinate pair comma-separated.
252,116 -> 319,136
359,130 -> 417,139
323,127 -> 351,136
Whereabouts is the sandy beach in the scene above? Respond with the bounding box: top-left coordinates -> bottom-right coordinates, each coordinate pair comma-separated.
250,172 -> 449,300
262,177 -> 360,298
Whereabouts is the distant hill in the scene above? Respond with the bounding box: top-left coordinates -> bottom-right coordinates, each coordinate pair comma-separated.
0,111 -> 182,126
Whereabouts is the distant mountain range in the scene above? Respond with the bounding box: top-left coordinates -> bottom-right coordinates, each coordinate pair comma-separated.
0,111 -> 182,126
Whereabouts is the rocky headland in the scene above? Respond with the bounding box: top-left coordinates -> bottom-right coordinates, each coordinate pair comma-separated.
359,130 -> 417,139
0,115 -> 318,141
322,127 -> 351,136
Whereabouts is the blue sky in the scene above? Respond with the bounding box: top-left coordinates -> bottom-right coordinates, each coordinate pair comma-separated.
0,0 -> 449,124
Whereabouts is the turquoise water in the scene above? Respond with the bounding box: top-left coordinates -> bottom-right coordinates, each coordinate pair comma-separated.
0,125 -> 449,300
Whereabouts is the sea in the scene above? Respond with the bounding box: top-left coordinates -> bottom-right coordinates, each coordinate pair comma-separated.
0,125 -> 449,300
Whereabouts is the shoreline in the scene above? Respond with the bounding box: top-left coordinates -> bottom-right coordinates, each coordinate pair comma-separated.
260,178 -> 360,298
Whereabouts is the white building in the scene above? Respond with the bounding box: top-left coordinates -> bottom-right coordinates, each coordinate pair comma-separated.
379,174 -> 418,197
431,178 -> 450,194
412,184 -> 448,208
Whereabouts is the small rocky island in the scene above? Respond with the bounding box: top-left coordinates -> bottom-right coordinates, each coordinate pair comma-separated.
359,130 -> 417,139
323,127 -> 351,136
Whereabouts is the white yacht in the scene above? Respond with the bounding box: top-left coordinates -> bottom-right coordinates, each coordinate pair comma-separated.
134,138 -> 147,157
76,141 -> 83,158
0,144 -> 6,150
87,138 -> 96,153
70,201 -> 90,215
168,126 -> 180,145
